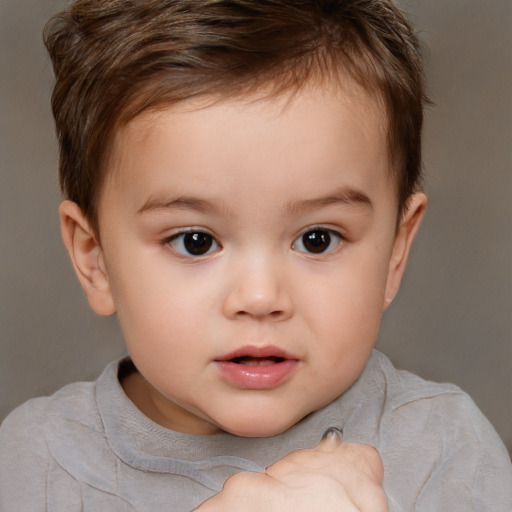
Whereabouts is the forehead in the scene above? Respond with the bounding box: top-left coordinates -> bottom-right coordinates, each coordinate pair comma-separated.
101,81 -> 392,218
113,75 -> 387,149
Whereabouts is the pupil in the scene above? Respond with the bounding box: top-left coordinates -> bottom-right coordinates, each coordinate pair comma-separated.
184,233 -> 213,255
303,230 -> 330,253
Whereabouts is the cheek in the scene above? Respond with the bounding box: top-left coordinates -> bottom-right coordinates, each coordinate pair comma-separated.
108,258 -> 220,356
301,253 -> 389,363
307,256 -> 388,322
104,256 -> 168,337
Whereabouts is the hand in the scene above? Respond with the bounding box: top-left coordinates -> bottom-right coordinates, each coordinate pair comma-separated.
195,428 -> 387,512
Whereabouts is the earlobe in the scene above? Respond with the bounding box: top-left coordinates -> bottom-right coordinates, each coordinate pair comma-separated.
383,192 -> 427,311
59,200 -> 116,316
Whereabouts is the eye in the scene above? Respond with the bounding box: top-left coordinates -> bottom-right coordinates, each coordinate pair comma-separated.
166,231 -> 220,257
293,228 -> 342,255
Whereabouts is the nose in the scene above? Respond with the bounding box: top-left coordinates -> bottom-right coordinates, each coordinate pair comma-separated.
222,255 -> 293,321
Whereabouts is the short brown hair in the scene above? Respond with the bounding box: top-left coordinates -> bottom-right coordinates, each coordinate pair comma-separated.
44,0 -> 428,234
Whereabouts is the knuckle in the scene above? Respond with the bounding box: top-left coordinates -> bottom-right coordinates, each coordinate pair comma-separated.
355,443 -> 379,458
348,443 -> 384,481
267,448 -> 309,472
223,470 -> 254,490
363,446 -> 385,480
281,448 -> 309,463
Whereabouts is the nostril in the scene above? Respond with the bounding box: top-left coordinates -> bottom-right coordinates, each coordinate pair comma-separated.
222,275 -> 293,320
232,308 -> 288,320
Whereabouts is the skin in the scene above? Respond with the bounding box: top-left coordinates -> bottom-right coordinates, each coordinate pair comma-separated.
196,432 -> 387,512
60,81 -> 426,510
60,82 -> 425,439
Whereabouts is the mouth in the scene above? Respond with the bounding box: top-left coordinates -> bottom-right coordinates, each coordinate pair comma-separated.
229,356 -> 287,366
214,346 -> 299,389
215,345 -> 297,364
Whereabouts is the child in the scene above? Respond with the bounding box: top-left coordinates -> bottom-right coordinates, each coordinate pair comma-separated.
1,0 -> 511,510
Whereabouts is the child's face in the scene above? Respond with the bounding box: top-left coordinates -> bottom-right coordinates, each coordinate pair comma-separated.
65,82 -> 425,437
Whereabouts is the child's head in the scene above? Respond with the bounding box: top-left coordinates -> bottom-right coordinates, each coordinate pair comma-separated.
45,0 -> 427,235
49,0 -> 428,437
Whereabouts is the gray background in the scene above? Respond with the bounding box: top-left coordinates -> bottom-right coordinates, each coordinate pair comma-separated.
1,1 -> 511,452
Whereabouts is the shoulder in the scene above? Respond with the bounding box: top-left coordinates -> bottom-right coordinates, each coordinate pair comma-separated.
365,350 -> 509,458
0,377 -> 96,445
367,351 -> 503,443
0,361 -> 120,510
0,375 -> 101,468
1,371 -> 103,440
363,351 -> 512,510
363,349 -> 463,405
345,350 -> 476,438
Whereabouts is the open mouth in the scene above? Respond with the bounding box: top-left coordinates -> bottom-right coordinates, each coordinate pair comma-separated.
214,346 -> 299,389
229,356 -> 287,366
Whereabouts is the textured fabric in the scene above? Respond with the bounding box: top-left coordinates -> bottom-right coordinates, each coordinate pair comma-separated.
1,350 -> 511,511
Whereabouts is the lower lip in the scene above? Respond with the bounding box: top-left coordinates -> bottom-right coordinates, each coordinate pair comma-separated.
214,359 -> 298,389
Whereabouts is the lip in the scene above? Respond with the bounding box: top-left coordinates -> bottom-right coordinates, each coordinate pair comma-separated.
214,345 -> 300,390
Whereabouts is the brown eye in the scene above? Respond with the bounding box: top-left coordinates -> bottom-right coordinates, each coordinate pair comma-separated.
302,230 -> 331,253
168,231 -> 219,256
183,233 -> 213,255
293,228 -> 341,254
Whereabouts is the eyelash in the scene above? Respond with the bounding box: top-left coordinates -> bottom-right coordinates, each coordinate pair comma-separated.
162,229 -> 221,258
292,227 -> 344,256
162,226 -> 345,258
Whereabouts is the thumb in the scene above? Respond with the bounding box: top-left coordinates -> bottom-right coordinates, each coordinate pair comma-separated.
316,426 -> 343,452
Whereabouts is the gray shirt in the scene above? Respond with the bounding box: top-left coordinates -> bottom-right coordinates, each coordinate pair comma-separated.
1,350 -> 511,511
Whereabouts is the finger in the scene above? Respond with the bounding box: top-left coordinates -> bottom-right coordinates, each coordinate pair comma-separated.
322,426 -> 343,441
334,443 -> 385,488
351,480 -> 388,512
316,426 -> 343,452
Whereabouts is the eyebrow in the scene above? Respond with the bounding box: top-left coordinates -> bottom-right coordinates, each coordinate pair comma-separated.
137,195 -> 226,215
286,187 -> 373,216
137,187 -> 372,216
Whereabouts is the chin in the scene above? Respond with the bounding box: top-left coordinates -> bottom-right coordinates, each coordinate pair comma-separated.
216,412 -> 302,438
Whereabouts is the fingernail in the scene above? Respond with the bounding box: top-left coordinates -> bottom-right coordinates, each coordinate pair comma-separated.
322,426 -> 343,441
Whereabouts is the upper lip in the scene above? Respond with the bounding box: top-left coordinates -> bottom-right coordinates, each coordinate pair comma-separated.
214,345 -> 299,362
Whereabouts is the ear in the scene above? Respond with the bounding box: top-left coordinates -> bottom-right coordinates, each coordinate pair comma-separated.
59,200 -> 116,316
383,192 -> 427,310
